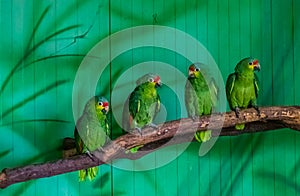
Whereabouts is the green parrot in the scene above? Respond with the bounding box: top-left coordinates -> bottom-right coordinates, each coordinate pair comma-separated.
185,63 -> 218,142
226,57 -> 261,130
74,96 -> 110,181
123,73 -> 161,135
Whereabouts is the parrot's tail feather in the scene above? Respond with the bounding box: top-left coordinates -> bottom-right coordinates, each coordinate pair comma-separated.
235,123 -> 245,130
194,130 -> 212,143
78,169 -> 87,182
87,167 -> 98,181
78,166 -> 98,181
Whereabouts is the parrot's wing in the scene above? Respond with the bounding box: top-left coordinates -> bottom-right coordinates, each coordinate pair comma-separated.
128,91 -> 137,118
89,124 -> 108,150
76,112 -> 110,152
156,94 -> 161,113
226,73 -> 236,100
184,79 -> 196,117
74,127 -> 84,154
151,93 -> 161,122
127,89 -> 141,130
122,96 -> 131,133
226,73 -> 236,110
74,115 -> 91,153
209,78 -> 218,107
104,118 -> 110,138
254,73 -> 259,98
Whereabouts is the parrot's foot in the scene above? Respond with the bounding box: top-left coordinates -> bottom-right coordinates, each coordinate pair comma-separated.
191,115 -> 198,122
234,107 -> 241,118
97,146 -> 105,152
86,151 -> 93,158
253,106 -> 261,117
194,130 -> 212,143
147,123 -> 159,130
133,127 -> 143,136
86,151 -> 97,161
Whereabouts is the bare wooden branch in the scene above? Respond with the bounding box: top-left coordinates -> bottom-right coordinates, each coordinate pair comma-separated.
1,106 -> 299,188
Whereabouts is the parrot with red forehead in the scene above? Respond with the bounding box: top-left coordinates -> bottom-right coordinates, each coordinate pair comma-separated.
226,57 -> 261,130
74,96 -> 110,181
185,63 -> 218,142
123,73 -> 161,135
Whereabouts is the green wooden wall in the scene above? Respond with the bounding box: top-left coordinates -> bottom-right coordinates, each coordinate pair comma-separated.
0,0 -> 299,195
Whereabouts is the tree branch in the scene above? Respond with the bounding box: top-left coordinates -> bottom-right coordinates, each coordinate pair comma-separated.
1,106 -> 300,188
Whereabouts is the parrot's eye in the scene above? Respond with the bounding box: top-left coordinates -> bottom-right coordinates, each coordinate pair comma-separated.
148,78 -> 154,82
249,62 -> 253,65
195,68 -> 200,72
98,102 -> 103,106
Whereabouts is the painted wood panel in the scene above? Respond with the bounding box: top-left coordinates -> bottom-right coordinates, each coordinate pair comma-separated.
0,0 -> 299,195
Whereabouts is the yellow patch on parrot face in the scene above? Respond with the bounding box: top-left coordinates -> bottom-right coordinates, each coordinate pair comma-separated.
248,65 -> 254,70
96,105 -> 104,110
148,82 -> 156,88
194,71 -> 201,77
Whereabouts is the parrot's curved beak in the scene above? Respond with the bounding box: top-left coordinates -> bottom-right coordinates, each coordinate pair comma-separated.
102,106 -> 109,114
254,63 -> 261,71
155,80 -> 162,87
154,76 -> 162,87
251,59 -> 261,72
188,70 -> 195,78
101,102 -> 109,114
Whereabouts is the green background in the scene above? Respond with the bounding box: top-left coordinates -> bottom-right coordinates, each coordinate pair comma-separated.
0,0 -> 299,195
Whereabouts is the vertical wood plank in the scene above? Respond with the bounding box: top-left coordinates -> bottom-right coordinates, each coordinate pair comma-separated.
239,1 -> 255,195
12,0 -> 38,195
207,0 -> 219,62
174,0 -> 203,196
207,0 -> 223,195
260,0 -> 275,195
110,0 -> 135,195
293,0 -> 300,193
0,11 -> 13,196
239,0 -> 251,58
294,0 -> 300,106
249,2 -> 267,196
250,2 -> 265,195
272,0 -> 294,195
228,0 -> 241,65
228,0 -> 243,194
218,0 -> 230,79
53,1 -> 76,195
196,1 -> 210,195
152,1 -> 179,195
176,0 -> 190,195
217,0 -> 232,194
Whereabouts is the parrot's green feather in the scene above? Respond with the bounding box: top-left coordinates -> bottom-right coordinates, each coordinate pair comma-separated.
79,169 -> 86,181
127,74 -> 161,131
235,124 -> 245,130
226,73 -> 236,102
74,96 -> 110,181
185,64 -> 217,143
125,145 -> 144,154
195,130 -> 212,143
226,57 -> 260,130
122,74 -> 161,153
254,73 -> 259,97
